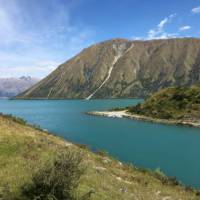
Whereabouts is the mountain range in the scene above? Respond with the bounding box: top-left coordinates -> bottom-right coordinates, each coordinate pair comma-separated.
17,38 -> 200,99
0,76 -> 39,98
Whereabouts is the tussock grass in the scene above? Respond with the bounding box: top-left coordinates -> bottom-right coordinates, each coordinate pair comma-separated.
0,114 -> 200,199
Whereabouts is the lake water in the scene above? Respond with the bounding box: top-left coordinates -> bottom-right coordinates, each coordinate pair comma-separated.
0,99 -> 200,188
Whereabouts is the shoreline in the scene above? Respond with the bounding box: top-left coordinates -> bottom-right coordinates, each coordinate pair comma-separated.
87,110 -> 200,128
2,113 -> 200,197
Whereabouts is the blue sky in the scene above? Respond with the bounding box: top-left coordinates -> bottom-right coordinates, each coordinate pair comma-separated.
0,0 -> 200,78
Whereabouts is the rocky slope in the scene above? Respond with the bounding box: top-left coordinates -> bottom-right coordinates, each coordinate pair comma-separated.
0,76 -> 39,98
17,38 -> 200,99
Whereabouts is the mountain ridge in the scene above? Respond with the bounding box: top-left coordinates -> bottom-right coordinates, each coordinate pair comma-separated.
17,38 -> 200,99
0,76 -> 39,98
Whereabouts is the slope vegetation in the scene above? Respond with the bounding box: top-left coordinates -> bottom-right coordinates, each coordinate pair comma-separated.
129,82 -> 200,122
0,114 -> 199,199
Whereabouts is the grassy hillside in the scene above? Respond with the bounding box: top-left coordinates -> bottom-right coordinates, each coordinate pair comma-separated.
0,114 -> 200,199
17,38 -> 200,99
128,82 -> 200,121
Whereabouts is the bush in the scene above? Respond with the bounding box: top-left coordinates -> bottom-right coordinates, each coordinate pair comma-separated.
21,150 -> 87,200
110,107 -> 124,111
128,103 -> 142,114
96,150 -> 109,157
75,143 -> 90,150
153,168 -> 168,184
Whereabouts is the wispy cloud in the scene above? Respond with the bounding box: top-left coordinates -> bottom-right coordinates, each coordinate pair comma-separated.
147,14 -> 178,39
0,51 -> 60,78
132,6 -> 199,41
158,18 -> 169,29
0,0 -> 94,78
131,36 -> 144,40
179,26 -> 191,31
0,65 -> 58,78
191,6 -> 200,14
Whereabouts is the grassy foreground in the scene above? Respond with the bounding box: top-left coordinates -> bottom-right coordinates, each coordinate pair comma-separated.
0,114 -> 200,200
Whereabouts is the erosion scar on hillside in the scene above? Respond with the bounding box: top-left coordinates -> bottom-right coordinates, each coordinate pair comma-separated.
86,43 -> 134,100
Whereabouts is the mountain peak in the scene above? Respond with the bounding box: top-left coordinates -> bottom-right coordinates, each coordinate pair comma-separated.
20,76 -> 32,81
16,38 -> 200,99
0,76 -> 39,98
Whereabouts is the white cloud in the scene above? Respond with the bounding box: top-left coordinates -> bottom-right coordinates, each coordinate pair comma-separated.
131,36 -> 143,40
0,55 -> 60,78
147,14 -> 177,40
0,0 -> 95,78
191,6 -> 200,14
0,65 -> 56,78
179,26 -> 191,31
158,18 -> 168,29
157,14 -> 177,29
0,2 -> 17,43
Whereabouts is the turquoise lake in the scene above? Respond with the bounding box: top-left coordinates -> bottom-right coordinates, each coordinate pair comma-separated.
0,99 -> 200,188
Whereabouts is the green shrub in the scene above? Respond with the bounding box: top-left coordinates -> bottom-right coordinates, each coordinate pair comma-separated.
75,144 -> 90,150
153,168 -> 168,184
109,107 -> 124,111
21,150 -> 87,200
96,150 -> 109,157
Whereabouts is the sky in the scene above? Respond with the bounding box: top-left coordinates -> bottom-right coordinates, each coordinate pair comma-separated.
0,0 -> 200,78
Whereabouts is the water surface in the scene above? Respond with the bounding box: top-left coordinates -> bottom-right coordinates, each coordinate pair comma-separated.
0,99 -> 200,188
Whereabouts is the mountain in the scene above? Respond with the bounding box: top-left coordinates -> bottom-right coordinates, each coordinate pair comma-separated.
17,38 -> 200,99
1,113 -> 199,199
128,82 -> 200,122
0,76 -> 39,98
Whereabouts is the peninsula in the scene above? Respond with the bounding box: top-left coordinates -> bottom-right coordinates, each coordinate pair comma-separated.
88,83 -> 200,128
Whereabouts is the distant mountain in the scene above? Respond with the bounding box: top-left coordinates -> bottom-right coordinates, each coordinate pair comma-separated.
17,38 -> 200,99
0,76 -> 39,98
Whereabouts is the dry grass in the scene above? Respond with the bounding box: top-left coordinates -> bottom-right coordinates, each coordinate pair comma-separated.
0,114 -> 200,200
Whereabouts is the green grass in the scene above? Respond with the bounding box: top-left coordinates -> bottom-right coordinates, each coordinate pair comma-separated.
0,114 -> 200,199
128,82 -> 200,121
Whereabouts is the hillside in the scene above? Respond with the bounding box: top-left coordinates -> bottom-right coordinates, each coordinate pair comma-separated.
0,76 -> 39,98
16,38 -> 200,99
128,82 -> 200,122
0,114 -> 199,199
